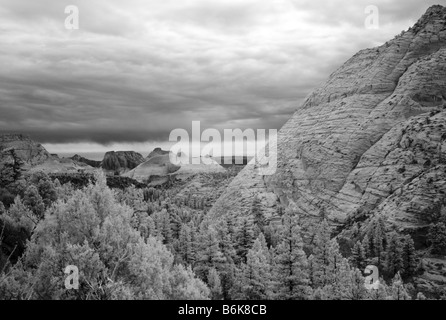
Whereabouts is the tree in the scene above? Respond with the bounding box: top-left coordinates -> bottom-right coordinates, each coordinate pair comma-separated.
310,220 -> 332,287
372,217 -> 386,269
351,241 -> 366,270
236,216 -> 255,263
195,227 -> 226,280
251,196 -> 265,235
427,222 -> 446,254
385,232 -> 405,276
0,171 -> 209,300
402,235 -> 417,277
207,267 -> 223,300
389,272 -> 411,300
361,234 -> 371,259
274,210 -> 310,300
178,224 -> 196,265
23,185 -> 45,219
241,235 -> 273,300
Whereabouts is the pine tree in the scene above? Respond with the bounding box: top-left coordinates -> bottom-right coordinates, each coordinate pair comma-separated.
252,196 -> 265,235
23,185 -> 45,219
207,267 -> 223,300
372,217 -> 386,269
402,235 -> 417,277
310,219 -> 333,288
236,216 -> 255,263
389,272 -> 411,300
178,224 -> 195,265
351,241 -> 366,270
361,234 -> 371,259
385,232 -> 404,276
274,210 -> 310,300
195,227 -> 226,280
344,268 -> 368,300
367,277 -> 389,300
241,235 -> 273,300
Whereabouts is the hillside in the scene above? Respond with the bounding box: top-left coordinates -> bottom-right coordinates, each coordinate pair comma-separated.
209,5 -> 446,295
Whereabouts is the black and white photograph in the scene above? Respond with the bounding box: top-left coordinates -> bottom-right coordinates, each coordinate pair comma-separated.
0,0 -> 446,306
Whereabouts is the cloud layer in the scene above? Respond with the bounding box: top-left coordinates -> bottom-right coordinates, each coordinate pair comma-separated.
0,0 -> 440,150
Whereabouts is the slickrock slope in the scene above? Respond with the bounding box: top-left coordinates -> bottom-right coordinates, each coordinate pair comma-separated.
211,6 -> 446,231
0,134 -> 50,166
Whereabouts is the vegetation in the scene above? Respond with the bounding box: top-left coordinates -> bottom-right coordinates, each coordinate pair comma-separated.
0,169 -> 437,300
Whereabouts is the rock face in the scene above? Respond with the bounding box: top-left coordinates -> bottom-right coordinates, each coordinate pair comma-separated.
0,134 -> 50,166
147,147 -> 170,159
210,6 -> 446,292
210,4 -> 446,295
70,154 -> 102,168
124,154 -> 181,183
211,5 -> 446,223
101,151 -> 145,173
125,149 -> 227,184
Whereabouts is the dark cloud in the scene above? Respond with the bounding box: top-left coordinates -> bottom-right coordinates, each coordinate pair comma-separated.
0,0 -> 440,151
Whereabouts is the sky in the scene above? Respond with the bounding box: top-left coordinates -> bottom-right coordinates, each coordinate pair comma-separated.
0,0 -> 442,156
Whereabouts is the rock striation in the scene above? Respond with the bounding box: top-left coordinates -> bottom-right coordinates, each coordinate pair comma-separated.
210,4 -> 446,295
211,5 -> 446,223
101,151 -> 145,173
0,134 -> 50,166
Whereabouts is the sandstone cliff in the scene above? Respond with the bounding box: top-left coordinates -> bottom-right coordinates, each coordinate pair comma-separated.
211,5 -> 446,224
101,151 -> 145,173
0,134 -> 50,166
210,4 -> 446,295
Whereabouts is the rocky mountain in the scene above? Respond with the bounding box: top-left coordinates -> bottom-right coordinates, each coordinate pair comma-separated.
210,5 -> 446,294
0,134 -> 50,166
147,147 -> 170,159
70,154 -> 101,168
101,151 -> 145,174
124,148 -> 227,184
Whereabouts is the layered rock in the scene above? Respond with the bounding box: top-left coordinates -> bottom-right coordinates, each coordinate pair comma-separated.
0,134 -> 50,166
101,151 -> 145,173
70,154 -> 102,168
147,147 -> 170,159
211,5 -> 446,224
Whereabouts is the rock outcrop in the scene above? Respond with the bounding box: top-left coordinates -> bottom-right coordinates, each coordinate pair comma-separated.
0,134 -> 50,166
211,5 -> 446,223
147,147 -> 170,159
70,154 -> 102,168
101,151 -> 145,173
125,149 -> 227,184
210,5 -> 446,293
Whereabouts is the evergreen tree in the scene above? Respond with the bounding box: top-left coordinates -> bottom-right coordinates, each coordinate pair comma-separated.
385,232 -> 404,276
241,235 -> 273,300
207,267 -> 223,300
372,217 -> 386,269
236,216 -> 255,263
251,196 -> 265,235
23,185 -> 45,219
402,235 -> 417,277
274,210 -> 310,300
367,277 -> 389,300
344,268 -> 368,300
389,272 -> 411,300
427,222 -> 446,254
195,227 -> 226,280
351,241 -> 366,270
361,234 -> 371,259
178,224 -> 195,265
311,219 -> 332,287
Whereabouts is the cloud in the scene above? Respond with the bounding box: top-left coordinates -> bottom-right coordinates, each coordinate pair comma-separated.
0,0 -> 440,151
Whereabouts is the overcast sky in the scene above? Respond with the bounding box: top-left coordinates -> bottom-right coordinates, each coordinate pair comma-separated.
0,0 -> 441,154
